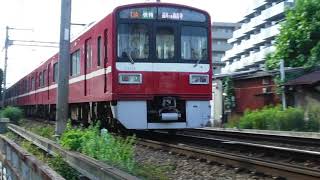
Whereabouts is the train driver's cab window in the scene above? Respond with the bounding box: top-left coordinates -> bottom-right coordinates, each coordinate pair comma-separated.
156,27 -> 174,60
117,24 -> 149,60
181,26 -> 208,61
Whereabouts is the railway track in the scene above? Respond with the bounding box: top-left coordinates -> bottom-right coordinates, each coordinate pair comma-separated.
183,128 -> 320,147
136,131 -> 320,180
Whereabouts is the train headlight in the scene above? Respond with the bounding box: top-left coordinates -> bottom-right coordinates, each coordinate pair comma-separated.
189,74 -> 209,85
118,73 -> 142,84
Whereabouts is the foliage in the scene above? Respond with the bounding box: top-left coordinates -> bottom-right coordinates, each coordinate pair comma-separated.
60,122 -> 170,179
227,106 -> 307,131
60,122 -> 136,171
82,128 -> 136,171
19,120 -> 55,140
225,115 -> 241,128
48,155 -> 79,180
60,127 -> 84,151
133,163 -> 173,180
34,125 -> 55,139
2,106 -> 23,124
266,0 -> 320,70
222,77 -> 236,110
8,130 -> 79,180
306,103 -> 320,131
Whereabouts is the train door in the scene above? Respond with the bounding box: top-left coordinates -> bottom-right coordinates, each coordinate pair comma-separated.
84,38 -> 92,96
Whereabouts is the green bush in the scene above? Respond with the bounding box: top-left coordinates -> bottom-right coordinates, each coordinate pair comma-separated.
278,107 -> 304,131
2,106 -> 23,124
60,128 -> 85,151
60,121 -> 170,179
306,103 -> 320,132
48,155 -> 79,180
232,106 -> 306,131
60,122 -> 136,171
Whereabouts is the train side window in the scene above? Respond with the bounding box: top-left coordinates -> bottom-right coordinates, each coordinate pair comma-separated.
85,39 -> 92,68
97,36 -> 102,66
26,79 -> 28,92
104,29 -> 108,62
39,72 -> 43,87
43,69 -> 46,86
53,63 -> 58,82
31,77 -> 35,90
71,50 -> 80,76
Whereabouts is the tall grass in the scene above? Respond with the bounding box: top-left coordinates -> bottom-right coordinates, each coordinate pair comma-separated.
60,122 -> 136,171
60,122 -> 170,179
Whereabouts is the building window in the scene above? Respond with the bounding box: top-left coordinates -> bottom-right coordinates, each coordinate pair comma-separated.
97,36 -> 102,66
53,63 -> 58,82
71,50 -> 80,76
262,78 -> 270,85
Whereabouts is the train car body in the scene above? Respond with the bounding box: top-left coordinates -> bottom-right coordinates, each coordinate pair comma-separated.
5,3 -> 212,129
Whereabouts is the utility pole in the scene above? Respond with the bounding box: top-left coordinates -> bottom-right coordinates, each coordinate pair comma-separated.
280,59 -> 286,110
2,26 -> 9,108
56,0 -> 71,136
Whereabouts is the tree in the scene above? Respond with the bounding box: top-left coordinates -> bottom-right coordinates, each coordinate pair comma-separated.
266,0 -> 320,70
223,77 -> 236,111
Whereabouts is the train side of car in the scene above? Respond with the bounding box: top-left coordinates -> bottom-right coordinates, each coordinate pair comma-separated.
5,3 -> 212,130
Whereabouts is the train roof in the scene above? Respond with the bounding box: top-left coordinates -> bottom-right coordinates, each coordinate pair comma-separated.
113,2 -> 210,17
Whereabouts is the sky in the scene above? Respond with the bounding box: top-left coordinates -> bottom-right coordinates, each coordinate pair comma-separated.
0,0 -> 256,87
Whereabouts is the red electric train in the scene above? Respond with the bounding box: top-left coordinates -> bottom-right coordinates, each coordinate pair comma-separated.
4,3 -> 212,129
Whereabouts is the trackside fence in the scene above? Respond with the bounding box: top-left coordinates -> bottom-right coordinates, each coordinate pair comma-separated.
0,135 -> 65,180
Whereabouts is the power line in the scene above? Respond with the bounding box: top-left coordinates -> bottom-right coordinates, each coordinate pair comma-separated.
10,40 -> 58,44
11,44 -> 58,48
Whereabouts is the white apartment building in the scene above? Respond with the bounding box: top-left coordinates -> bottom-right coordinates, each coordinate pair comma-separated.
212,22 -> 240,74
221,0 -> 294,73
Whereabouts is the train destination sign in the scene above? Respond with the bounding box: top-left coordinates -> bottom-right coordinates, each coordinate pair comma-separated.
119,7 -> 206,22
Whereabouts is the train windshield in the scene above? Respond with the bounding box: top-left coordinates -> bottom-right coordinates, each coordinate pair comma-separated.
156,26 -> 175,60
181,26 -> 207,61
117,6 -> 209,64
117,24 -> 149,60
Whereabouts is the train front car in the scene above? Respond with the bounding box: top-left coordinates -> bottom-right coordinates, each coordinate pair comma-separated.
111,3 -> 212,130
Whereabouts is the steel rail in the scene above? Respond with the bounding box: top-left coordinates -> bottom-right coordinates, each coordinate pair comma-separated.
186,128 -> 320,146
8,124 -> 140,180
138,139 -> 320,180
